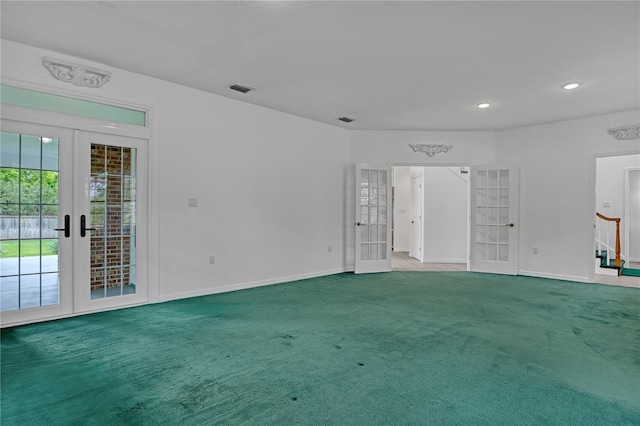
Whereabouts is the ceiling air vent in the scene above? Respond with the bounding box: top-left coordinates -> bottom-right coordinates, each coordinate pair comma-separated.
338,117 -> 355,123
229,84 -> 253,94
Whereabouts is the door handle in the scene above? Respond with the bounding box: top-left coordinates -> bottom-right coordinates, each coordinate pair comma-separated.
54,214 -> 71,238
356,222 -> 368,226
80,215 -> 97,237
504,223 -> 515,228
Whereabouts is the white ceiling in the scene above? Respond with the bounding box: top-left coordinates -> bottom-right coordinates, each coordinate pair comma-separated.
1,1 -> 639,131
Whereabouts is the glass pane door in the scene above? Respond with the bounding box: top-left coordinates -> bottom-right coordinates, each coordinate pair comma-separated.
355,163 -> 392,273
0,125 -> 72,318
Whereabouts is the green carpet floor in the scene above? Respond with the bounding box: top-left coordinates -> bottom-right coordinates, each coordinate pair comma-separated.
1,272 -> 639,425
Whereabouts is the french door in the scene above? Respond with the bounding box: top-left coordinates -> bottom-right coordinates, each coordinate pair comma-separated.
0,120 -> 147,325
469,165 -> 518,274
355,163 -> 392,273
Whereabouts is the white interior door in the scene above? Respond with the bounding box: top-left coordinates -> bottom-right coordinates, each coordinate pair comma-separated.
469,165 -> 518,274
409,174 -> 423,261
355,164 -> 392,273
0,122 -> 147,326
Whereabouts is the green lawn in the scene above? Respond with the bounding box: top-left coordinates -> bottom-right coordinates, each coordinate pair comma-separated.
0,239 -> 58,258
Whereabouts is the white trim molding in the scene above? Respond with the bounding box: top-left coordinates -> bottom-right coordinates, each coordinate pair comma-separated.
607,125 -> 640,141
42,57 -> 111,88
409,144 -> 453,157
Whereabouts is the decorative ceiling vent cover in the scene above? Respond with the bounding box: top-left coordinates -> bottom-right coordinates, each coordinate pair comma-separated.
42,57 -> 111,88
607,125 -> 640,141
338,117 -> 355,123
229,84 -> 253,94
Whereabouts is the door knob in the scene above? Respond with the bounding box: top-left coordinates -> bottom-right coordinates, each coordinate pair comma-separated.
504,223 -> 515,228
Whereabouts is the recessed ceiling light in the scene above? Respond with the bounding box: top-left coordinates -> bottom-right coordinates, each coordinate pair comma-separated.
562,82 -> 581,90
338,117 -> 355,123
477,103 -> 491,109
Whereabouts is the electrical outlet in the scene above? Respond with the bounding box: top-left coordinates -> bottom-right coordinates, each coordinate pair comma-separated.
209,256 -> 215,265
188,197 -> 198,207
328,245 -> 332,253
532,247 -> 538,255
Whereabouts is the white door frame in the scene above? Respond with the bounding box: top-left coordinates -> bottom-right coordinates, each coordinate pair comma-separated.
409,172 -> 423,261
624,167 -> 640,263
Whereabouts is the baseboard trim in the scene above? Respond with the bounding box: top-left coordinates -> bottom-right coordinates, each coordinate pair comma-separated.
158,267 -> 349,303
517,270 -> 591,283
393,248 -> 410,253
422,258 -> 467,264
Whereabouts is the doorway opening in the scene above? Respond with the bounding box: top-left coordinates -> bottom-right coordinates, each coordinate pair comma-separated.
594,153 -> 640,283
392,165 -> 469,272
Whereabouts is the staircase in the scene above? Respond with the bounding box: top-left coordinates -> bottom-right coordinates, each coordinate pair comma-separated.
595,212 -> 639,277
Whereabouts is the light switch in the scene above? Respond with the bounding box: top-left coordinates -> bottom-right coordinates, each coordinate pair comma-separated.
188,198 -> 198,207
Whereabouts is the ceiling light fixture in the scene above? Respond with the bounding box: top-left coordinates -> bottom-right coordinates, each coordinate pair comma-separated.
477,103 -> 491,109
228,84 -> 253,94
562,82 -> 581,90
338,117 -> 355,123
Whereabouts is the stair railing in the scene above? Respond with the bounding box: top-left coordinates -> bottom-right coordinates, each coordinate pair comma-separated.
596,212 -> 621,267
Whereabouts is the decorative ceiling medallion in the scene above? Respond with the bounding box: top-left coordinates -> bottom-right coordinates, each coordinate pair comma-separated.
42,57 -> 111,88
607,125 -> 640,141
409,144 -> 453,157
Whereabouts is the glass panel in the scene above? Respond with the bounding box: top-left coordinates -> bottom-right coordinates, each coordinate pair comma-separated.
369,188 -> 378,205
20,170 -> 41,204
498,244 -> 509,262
41,206 -> 58,239
360,188 -> 369,205
379,207 -> 387,224
379,170 -> 387,187
0,242 -> 19,275
499,207 -> 509,225
0,132 -> 20,167
488,188 -> 499,205
360,169 -> 369,186
360,244 -> 370,261
91,268 -> 106,300
1,85 -> 146,126
19,240 -> 40,274
487,244 -> 498,261
498,227 -> 509,243
488,226 -> 498,243
488,170 -> 498,187
499,188 -> 509,206
476,189 -> 487,206
476,226 -> 488,243
42,138 -> 59,171
41,273 -> 59,306
499,169 -> 510,187
122,148 -> 133,176
369,225 -> 378,243
42,239 -> 59,273
378,225 -> 387,242
91,144 -> 106,174
476,170 -> 487,188
370,207 -> 378,224
370,170 -> 378,188
41,171 -> 59,205
361,225 -> 369,243
487,207 -> 498,225
19,274 -> 41,309
475,243 -> 486,261
370,243 -> 379,260
20,135 -> 41,169
476,207 -> 487,225
379,243 -> 387,260
360,206 -> 368,224
379,188 -> 387,206
0,276 -> 19,311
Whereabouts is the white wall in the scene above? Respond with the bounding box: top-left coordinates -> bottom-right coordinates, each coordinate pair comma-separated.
392,166 -> 411,251
2,40 -> 351,302
422,167 -> 468,263
496,110 -> 640,282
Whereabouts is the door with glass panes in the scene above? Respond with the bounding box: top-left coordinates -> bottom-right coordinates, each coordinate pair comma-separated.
0,121 -> 147,325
